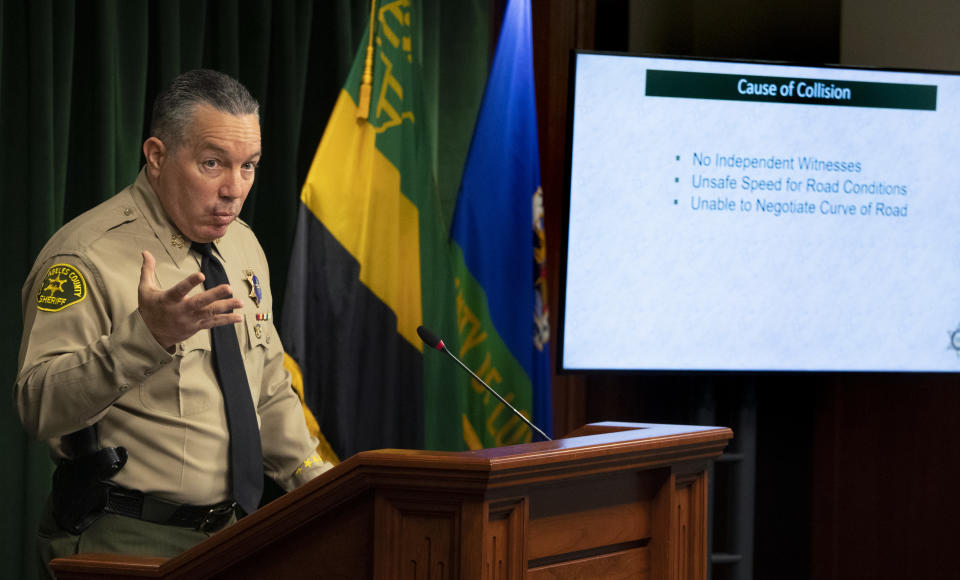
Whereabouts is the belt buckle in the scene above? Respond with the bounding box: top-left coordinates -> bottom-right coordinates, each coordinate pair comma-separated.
197,502 -> 235,533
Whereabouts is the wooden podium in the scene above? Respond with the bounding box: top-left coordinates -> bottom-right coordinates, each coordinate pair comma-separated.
50,422 -> 731,579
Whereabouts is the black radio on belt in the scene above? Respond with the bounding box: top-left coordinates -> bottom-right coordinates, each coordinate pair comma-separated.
51,425 -> 127,534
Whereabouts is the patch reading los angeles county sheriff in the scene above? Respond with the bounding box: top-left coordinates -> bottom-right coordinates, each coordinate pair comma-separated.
36,263 -> 87,312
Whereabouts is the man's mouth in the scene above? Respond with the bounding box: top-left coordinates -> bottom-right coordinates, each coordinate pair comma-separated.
211,213 -> 236,226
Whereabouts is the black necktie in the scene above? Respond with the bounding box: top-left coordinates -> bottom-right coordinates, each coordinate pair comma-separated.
192,242 -> 263,514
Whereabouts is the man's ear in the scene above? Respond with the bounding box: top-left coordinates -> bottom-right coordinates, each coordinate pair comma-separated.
143,137 -> 166,177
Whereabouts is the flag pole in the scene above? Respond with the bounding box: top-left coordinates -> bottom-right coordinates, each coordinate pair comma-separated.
357,0 -> 378,120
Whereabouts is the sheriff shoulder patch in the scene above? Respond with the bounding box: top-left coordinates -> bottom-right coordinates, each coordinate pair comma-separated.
36,263 -> 87,312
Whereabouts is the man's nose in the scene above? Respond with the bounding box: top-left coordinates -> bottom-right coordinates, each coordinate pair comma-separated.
219,170 -> 244,199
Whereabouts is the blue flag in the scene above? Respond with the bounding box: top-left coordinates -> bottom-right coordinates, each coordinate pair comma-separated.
445,0 -> 552,449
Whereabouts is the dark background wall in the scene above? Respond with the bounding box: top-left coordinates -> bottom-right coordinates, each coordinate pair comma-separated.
531,2 -> 960,579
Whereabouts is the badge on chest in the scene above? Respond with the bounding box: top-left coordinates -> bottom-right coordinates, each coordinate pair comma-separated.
243,269 -> 262,307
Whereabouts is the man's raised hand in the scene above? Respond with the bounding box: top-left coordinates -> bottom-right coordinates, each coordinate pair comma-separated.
138,250 -> 243,349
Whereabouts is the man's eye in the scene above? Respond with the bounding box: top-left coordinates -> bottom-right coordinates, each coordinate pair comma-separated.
203,160 -> 218,169
242,162 -> 259,171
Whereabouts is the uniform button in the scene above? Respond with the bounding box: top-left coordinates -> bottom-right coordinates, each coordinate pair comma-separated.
119,384 -> 130,392
122,207 -> 133,216
159,359 -> 169,365
144,369 -> 153,376
266,336 -> 272,344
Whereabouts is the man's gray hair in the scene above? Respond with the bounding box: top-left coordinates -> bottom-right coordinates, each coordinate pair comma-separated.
150,69 -> 259,150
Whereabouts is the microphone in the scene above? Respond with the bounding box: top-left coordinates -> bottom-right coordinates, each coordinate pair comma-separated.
417,325 -> 551,442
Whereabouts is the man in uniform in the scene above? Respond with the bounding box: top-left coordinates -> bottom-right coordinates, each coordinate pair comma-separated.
15,69 -> 332,576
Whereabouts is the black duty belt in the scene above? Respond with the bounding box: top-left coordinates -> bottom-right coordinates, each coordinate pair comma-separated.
104,487 -> 237,533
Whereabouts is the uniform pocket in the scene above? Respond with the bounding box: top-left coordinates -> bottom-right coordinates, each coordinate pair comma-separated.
138,330 -> 215,417
241,313 -> 268,404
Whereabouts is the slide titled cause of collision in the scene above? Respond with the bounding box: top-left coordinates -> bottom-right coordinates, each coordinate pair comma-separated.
737,78 -> 852,101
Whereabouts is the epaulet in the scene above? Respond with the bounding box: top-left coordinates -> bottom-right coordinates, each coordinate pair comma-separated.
39,191 -> 138,257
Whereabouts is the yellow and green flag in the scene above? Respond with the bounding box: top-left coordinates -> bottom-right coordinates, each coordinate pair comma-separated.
281,0 -> 458,457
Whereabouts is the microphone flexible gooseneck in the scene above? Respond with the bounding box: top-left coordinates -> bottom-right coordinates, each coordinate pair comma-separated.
417,325 -> 552,442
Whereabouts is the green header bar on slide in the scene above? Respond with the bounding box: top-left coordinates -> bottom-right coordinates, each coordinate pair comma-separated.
645,70 -> 937,111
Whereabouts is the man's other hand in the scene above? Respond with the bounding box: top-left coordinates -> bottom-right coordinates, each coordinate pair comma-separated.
138,250 -> 243,349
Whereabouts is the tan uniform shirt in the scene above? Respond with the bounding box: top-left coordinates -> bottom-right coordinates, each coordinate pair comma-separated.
16,169 -> 331,506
